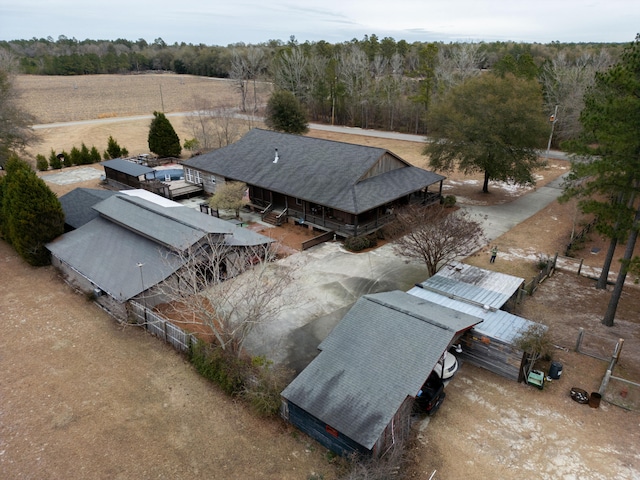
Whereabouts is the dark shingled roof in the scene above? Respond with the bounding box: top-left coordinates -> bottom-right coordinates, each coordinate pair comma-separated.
281,291 -> 482,451
101,158 -> 155,177
183,129 -> 445,214
58,188 -> 117,229
48,193 -> 274,301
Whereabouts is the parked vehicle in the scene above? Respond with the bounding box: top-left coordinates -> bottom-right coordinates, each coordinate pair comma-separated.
434,351 -> 459,380
415,371 -> 446,415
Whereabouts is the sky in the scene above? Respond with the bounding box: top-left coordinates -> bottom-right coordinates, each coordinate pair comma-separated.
0,0 -> 638,46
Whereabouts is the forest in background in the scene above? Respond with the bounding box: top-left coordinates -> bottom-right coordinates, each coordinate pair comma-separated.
0,34 -> 631,142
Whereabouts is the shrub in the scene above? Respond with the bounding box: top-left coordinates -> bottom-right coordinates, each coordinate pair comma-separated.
188,341 -> 292,417
242,356 -> 293,417
442,195 -> 457,207
48,149 -> 62,169
344,234 -> 377,252
35,154 -> 49,171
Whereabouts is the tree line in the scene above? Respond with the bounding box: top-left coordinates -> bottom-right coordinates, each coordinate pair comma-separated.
0,35 -> 625,139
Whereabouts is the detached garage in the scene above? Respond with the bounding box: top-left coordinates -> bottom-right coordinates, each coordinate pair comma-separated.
280,291 -> 481,457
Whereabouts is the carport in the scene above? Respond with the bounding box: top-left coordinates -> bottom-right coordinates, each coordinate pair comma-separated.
280,290 -> 482,457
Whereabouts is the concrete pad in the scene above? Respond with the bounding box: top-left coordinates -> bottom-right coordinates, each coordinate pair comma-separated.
41,167 -> 103,185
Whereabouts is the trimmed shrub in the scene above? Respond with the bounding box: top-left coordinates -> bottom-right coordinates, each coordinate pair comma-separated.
344,234 -> 378,252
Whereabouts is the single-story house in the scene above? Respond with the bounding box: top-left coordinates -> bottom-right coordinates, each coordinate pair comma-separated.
182,128 -> 446,238
281,291 -> 482,457
408,262 -> 543,381
48,190 -> 273,321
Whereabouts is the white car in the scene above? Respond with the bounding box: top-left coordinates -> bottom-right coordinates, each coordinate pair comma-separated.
434,351 -> 459,380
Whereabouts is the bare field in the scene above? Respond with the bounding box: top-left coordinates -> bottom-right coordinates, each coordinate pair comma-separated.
4,74 -> 640,479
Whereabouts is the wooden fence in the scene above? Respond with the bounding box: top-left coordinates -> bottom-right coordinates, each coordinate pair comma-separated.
565,219 -> 597,255
129,301 -> 195,353
523,253 -> 557,295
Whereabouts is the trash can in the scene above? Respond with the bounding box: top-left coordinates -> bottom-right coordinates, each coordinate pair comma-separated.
549,361 -> 563,380
589,392 -> 601,408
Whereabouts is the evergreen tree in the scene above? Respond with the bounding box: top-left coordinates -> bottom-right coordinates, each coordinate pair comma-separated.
48,149 -> 61,169
89,145 -> 101,163
35,154 -> 49,171
0,157 -> 64,265
264,90 -> 309,134
561,35 -> 640,326
80,142 -> 91,164
103,135 -> 128,159
69,146 -> 81,166
148,111 -> 181,157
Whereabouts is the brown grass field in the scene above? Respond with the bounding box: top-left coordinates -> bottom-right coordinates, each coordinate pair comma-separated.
2,73 -> 639,479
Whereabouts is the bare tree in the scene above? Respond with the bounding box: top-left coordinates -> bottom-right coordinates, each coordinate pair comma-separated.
158,241 -> 295,356
208,181 -> 248,218
229,47 -> 268,114
274,46 -> 308,98
391,205 -> 486,276
0,58 -> 37,167
540,50 -> 611,145
514,323 -> 552,379
435,42 -> 485,92
337,44 -> 371,126
184,95 -> 247,151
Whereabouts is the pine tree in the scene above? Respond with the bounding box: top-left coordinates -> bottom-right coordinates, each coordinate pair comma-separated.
36,154 -> 49,171
89,146 -> 101,163
561,35 -> 640,326
69,146 -> 81,166
48,149 -> 62,169
148,111 -> 181,157
103,135 -> 128,160
0,157 -> 64,266
79,142 -> 91,164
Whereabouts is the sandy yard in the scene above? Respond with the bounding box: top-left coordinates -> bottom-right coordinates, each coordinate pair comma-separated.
2,73 -> 639,479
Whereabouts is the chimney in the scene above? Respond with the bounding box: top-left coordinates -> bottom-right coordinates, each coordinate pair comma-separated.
273,148 -> 279,164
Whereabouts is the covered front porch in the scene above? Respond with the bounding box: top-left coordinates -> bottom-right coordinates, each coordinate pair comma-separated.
248,184 -> 443,238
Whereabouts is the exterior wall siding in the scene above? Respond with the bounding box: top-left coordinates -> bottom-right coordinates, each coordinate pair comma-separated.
285,401 -> 371,457
458,330 -> 525,381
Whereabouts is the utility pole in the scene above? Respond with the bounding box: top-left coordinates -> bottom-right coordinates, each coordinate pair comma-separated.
546,104 -> 559,160
137,262 -> 147,322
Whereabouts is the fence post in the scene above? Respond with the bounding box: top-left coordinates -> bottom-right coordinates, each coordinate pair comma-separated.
599,369 -> 611,396
551,252 -> 558,275
577,258 -> 584,275
575,327 -> 584,352
616,338 -> 625,361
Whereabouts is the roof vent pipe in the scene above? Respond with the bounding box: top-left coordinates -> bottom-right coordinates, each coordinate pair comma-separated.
273,148 -> 279,164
